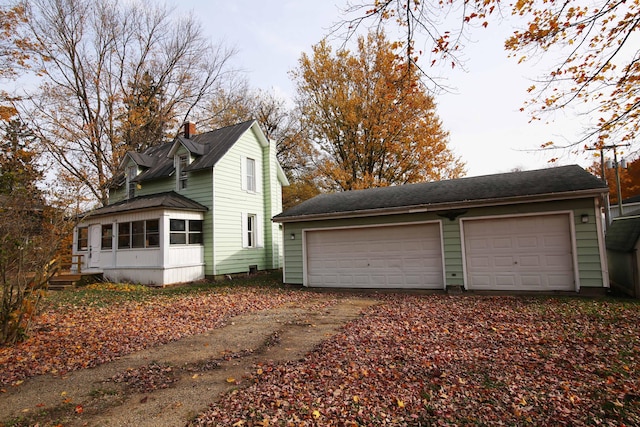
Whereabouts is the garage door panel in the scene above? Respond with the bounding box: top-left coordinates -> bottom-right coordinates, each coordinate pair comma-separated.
544,235 -> 567,248
519,255 -> 542,267
467,238 -> 490,250
493,238 -> 513,249
306,223 -> 443,289
469,256 -> 490,268
517,236 -> 539,248
465,214 -> 575,291
494,256 -> 516,267
547,254 -> 572,267
548,274 -> 574,286
495,275 -> 518,287
520,275 -> 542,287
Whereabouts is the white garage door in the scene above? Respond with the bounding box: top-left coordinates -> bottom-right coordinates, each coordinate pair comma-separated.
464,214 -> 575,291
305,223 -> 444,288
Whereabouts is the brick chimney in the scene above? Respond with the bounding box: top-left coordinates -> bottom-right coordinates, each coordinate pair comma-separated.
183,121 -> 196,139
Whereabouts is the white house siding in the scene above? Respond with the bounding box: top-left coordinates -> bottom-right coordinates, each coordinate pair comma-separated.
74,208 -> 205,286
212,127 -> 269,275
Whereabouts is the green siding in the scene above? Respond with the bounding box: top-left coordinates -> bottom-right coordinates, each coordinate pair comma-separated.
212,127 -> 270,275
281,198 -> 605,290
104,125 -> 285,278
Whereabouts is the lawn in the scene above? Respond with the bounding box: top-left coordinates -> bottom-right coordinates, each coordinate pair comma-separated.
0,273 -> 324,386
192,294 -> 640,426
2,276 -> 640,426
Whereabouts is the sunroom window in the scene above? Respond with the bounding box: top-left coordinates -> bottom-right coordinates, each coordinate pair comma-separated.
170,219 -> 203,245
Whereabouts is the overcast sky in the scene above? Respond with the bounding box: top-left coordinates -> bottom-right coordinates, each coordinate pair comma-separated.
169,0 -> 595,177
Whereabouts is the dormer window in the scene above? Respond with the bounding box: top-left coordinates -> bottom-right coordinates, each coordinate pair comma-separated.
177,154 -> 188,190
127,165 -> 137,199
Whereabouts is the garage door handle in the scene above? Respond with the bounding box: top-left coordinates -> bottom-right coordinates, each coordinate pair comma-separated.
514,261 -> 518,264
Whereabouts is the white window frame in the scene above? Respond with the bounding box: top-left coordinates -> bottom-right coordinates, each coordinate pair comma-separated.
177,154 -> 189,191
77,227 -> 88,251
242,212 -> 264,248
241,156 -> 261,193
117,219 -> 160,249
126,165 -> 137,199
246,158 -> 256,192
169,219 -> 203,245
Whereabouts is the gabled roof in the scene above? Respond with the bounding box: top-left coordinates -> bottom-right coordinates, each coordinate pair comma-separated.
85,191 -> 208,218
125,152 -> 157,169
113,120 -> 262,186
606,208 -> 640,252
183,120 -> 258,172
273,165 -> 607,222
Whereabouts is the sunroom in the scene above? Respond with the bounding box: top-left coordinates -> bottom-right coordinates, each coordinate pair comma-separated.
73,192 -> 208,286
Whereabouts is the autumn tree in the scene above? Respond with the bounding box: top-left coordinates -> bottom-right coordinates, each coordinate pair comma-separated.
590,157 -> 640,205
292,31 -> 464,192
0,1 -> 33,121
338,0 -> 640,152
20,0 -> 238,206
0,119 -> 73,345
506,0 -> 640,151
204,86 -> 320,209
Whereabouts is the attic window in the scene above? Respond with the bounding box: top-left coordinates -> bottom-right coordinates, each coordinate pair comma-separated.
127,165 -> 137,199
177,154 -> 188,190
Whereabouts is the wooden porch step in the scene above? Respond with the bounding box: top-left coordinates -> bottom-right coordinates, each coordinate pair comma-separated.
48,272 -> 103,291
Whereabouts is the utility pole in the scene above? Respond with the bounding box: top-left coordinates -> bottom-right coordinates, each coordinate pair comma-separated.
587,143 -> 630,229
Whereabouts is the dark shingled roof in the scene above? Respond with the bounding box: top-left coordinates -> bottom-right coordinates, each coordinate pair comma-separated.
274,165 -> 607,222
606,209 -> 640,252
86,191 -> 208,217
116,120 -> 257,186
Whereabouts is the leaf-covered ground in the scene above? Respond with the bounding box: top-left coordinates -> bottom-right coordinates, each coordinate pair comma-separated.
0,280 -> 326,387
193,295 -> 640,426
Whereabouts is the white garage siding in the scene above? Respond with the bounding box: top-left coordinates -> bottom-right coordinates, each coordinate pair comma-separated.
462,213 -> 577,291
304,222 -> 445,289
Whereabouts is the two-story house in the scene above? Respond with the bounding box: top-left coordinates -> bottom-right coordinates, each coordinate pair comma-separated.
72,120 -> 289,286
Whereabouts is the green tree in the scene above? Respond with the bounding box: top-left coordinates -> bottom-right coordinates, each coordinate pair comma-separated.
0,119 -> 71,345
120,71 -> 173,154
0,118 -> 41,197
292,31 -> 464,192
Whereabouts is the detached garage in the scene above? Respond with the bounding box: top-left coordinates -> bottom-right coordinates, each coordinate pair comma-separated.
273,165 -> 610,292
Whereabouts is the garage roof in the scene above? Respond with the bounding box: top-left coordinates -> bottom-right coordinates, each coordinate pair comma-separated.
274,165 -> 607,222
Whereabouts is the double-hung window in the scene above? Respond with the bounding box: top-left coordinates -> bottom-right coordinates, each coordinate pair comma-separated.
77,227 -> 88,251
242,213 -> 262,249
246,214 -> 256,248
177,154 -> 188,190
127,165 -> 137,199
246,158 -> 256,192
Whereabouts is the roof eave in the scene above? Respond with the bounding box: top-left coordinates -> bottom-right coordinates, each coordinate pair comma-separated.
272,188 -> 607,223
84,204 -> 207,219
